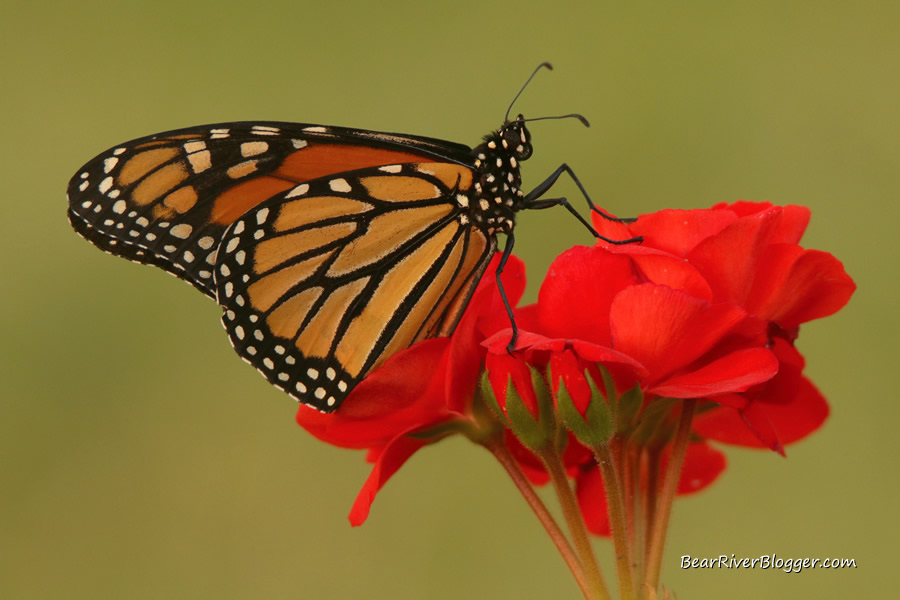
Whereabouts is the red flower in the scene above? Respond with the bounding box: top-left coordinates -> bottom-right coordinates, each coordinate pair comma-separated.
589,202 -> 854,452
291,201 -> 854,532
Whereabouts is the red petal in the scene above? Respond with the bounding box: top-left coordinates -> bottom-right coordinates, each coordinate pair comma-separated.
625,209 -> 737,257
711,200 -> 773,215
514,303 -> 542,332
482,328 -> 559,354
485,351 -> 540,418
740,402 -> 785,455
442,306 -> 488,413
715,202 -> 810,244
549,350 -> 593,414
628,249 -> 713,301
610,284 -> 749,383
694,406 -> 756,447
568,339 -> 645,370
751,248 -> 856,329
649,348 -> 778,398
758,377 -> 828,445
348,434 -> 428,526
470,254 -> 527,341
590,211 -> 635,244
686,208 -> 781,305
661,441 -> 728,494
771,205 -> 811,244
538,246 -> 638,345
706,393 -> 748,410
742,243 -> 804,321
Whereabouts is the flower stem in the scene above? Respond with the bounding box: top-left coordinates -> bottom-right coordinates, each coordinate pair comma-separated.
485,438 -> 595,600
627,444 -> 647,584
642,398 -> 697,598
593,439 -> 636,600
540,446 -> 611,600
641,446 -> 662,571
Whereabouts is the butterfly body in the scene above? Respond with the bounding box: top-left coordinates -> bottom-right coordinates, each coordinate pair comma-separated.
68,117 -> 538,411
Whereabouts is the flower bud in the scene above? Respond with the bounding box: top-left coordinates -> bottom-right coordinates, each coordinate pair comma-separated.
555,367 -> 615,446
480,363 -> 556,452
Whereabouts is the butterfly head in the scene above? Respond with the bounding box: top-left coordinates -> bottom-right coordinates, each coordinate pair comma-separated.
499,114 -> 534,161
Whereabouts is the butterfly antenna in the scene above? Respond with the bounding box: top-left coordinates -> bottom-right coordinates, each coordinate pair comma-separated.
522,113 -> 590,128
505,62 -> 554,123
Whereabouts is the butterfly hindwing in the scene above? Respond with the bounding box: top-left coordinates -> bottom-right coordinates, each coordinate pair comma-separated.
214,162 -> 495,411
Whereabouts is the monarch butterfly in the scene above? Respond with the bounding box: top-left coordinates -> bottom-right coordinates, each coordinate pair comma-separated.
67,63 -> 637,412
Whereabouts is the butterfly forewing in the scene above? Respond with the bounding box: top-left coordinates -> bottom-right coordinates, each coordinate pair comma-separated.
66,122 -> 468,298
214,162 -> 495,410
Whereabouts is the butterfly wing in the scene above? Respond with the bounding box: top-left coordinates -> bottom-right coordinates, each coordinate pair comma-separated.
68,121 -> 496,411
67,121 -> 472,298
214,161 -> 495,411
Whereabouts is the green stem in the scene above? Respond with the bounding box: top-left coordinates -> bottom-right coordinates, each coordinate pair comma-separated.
627,444 -> 646,585
642,399 -> 697,598
485,438 -> 594,600
641,446 -> 662,572
593,439 -> 636,600
540,446 -> 611,600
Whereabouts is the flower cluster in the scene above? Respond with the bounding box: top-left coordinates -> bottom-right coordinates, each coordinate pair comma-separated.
295,201 -> 855,539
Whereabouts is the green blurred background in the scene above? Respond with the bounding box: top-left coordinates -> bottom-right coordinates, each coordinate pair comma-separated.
1,1 -> 896,598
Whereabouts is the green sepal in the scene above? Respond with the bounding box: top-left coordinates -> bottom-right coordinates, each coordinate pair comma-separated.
529,364 -> 556,432
631,396 -> 680,445
616,384 -> 643,431
597,365 -> 618,405
584,368 -> 616,443
480,370 -> 510,427
556,370 -> 615,446
503,373 -> 552,451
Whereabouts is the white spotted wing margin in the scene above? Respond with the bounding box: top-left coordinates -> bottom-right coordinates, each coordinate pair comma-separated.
213,162 -> 496,412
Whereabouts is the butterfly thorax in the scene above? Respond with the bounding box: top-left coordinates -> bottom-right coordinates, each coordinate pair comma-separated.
465,116 -> 533,236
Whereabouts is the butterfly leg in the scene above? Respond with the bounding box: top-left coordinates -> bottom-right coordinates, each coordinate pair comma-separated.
496,232 -> 520,354
525,163 -> 638,224
525,194 -> 643,245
